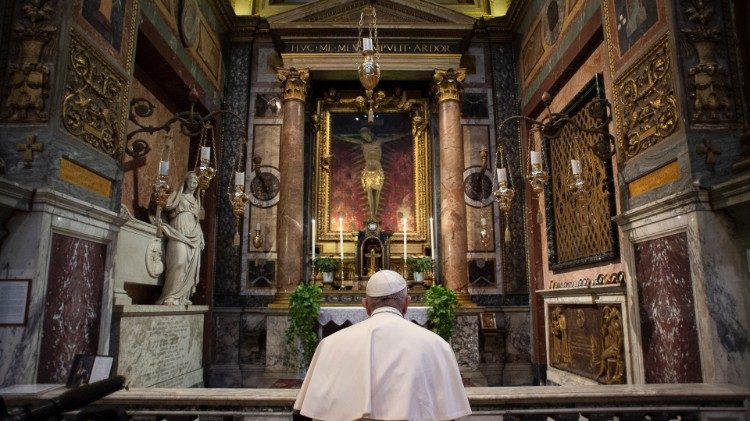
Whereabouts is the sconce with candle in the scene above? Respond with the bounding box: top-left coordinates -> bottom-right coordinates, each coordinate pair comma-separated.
152,159 -> 172,238
194,123 -> 217,200
569,158 -> 587,200
491,89 -> 614,243
252,223 -> 263,249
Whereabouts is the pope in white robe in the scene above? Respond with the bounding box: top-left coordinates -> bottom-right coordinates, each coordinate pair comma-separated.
294,270 -> 471,421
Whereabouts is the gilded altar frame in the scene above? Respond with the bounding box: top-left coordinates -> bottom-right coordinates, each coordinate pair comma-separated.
313,96 -> 432,244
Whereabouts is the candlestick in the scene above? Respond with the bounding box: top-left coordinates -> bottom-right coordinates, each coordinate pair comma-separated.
311,218 -> 316,262
159,160 -> 169,176
571,159 -> 581,175
339,216 -> 344,262
530,151 -> 541,165
200,146 -> 211,162
497,167 -> 507,184
430,217 -> 435,260
402,217 -> 407,265
235,171 -> 245,187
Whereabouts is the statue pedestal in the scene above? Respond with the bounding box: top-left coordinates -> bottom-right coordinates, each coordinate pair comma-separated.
110,305 -> 208,387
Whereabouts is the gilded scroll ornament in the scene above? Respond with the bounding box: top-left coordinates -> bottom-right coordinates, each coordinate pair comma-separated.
432,69 -> 466,103
62,31 -> 127,158
680,0 -> 732,122
614,35 -> 679,162
276,67 -> 309,103
2,0 -> 58,122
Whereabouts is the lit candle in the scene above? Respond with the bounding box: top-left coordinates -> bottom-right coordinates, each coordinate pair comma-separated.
200,146 -> 211,162
430,217 -> 435,259
235,171 -> 245,187
311,219 -> 316,262
497,168 -> 507,184
255,222 -> 260,231
339,216 -> 344,263
159,160 -> 169,176
363,37 -> 373,51
571,159 -> 582,175
402,217 -> 407,264
530,151 -> 541,166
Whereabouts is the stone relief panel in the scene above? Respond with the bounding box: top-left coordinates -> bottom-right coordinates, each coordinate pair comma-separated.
676,0 -> 738,124
634,232 -> 702,383
613,34 -> 679,163
62,30 -> 128,159
547,304 -> 626,384
1,0 -> 60,122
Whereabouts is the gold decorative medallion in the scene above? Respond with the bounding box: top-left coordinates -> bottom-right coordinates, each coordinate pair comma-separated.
613,35 -> 679,162
276,67 -> 310,103
432,68 -> 466,103
62,31 -> 127,159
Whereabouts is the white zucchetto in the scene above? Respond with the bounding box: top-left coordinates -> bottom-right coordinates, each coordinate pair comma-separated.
366,269 -> 407,297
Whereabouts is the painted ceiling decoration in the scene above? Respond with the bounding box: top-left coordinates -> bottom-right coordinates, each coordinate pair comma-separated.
229,0 -> 511,19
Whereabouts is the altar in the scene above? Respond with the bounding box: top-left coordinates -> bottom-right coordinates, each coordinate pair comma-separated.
318,306 -> 428,328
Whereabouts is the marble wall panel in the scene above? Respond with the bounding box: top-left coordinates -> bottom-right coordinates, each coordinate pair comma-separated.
215,42 -> 251,304
213,311 -> 240,365
634,232 -> 702,383
36,234 -> 106,383
490,42 -> 527,293
452,315 -> 479,370
463,46 -> 487,85
265,315 -> 290,373
240,313 -> 267,366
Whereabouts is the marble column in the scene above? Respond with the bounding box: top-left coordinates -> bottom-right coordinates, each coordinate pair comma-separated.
433,69 -> 469,295
275,68 -> 309,297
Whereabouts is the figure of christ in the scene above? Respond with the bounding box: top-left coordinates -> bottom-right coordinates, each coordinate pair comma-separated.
334,127 -> 409,221
366,246 -> 381,276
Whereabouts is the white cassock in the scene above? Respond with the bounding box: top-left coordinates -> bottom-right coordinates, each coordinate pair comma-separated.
294,306 -> 471,421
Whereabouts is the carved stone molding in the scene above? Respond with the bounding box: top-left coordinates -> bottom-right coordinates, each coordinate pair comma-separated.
2,0 -> 59,122
62,31 -> 127,159
432,68 -> 466,103
679,0 -> 734,123
276,67 -> 309,103
613,35 -> 679,163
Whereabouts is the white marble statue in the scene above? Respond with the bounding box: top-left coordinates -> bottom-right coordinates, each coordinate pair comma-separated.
157,171 -> 204,305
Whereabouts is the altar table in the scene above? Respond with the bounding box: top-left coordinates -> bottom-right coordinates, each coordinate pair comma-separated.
318,306 -> 428,326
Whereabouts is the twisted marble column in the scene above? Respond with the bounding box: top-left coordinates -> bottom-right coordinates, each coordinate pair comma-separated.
433,69 -> 469,294
275,68 -> 309,295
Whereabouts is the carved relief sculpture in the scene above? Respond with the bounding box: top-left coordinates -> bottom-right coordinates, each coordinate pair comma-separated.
62,31 -> 127,159
614,35 -> 679,162
157,171 -> 205,305
550,306 -> 572,366
596,306 -> 625,384
2,0 -> 58,121
680,0 -> 733,122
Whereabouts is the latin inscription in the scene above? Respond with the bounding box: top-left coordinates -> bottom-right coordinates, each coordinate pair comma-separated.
286,42 -> 459,54
59,158 -> 113,197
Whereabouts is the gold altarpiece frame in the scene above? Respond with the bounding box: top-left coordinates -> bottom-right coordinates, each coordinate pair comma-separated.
313,94 -> 432,251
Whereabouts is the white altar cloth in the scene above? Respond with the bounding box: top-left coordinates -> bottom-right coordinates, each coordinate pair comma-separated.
319,306 -> 428,326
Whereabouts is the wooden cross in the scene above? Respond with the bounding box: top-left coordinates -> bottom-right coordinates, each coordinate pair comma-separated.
16,135 -> 43,162
697,138 -> 721,165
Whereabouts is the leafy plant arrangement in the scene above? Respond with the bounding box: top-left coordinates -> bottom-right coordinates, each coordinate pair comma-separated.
425,284 -> 459,341
313,256 -> 340,273
285,281 -> 323,370
406,256 -> 433,273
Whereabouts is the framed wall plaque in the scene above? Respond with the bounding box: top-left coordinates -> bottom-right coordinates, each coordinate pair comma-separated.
0,279 -> 31,326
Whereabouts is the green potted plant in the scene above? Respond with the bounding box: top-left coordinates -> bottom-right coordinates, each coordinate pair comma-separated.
425,284 -> 459,341
285,281 -> 323,373
406,256 -> 433,285
314,256 -> 340,285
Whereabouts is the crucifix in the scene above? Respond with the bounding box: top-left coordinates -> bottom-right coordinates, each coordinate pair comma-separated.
16,135 -> 43,164
366,246 -> 381,277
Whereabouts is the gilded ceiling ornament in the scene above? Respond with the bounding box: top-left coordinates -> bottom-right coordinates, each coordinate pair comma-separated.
680,0 -> 732,122
614,35 -> 679,162
432,68 -> 466,103
2,0 -> 58,122
276,67 -> 310,102
62,31 -> 127,159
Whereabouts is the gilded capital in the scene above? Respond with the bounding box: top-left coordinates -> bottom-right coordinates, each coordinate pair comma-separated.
432,68 -> 466,103
276,67 -> 310,103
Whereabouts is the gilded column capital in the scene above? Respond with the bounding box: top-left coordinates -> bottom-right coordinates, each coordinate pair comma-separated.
432,68 -> 466,103
276,67 -> 310,103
